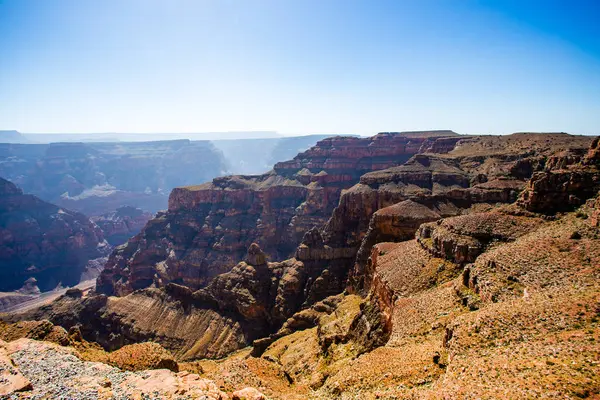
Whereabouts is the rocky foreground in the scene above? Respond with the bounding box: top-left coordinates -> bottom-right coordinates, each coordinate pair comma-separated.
2,132 -> 600,399
0,338 -> 269,399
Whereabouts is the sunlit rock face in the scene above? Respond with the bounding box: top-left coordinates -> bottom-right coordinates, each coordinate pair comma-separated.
97,132 -> 461,296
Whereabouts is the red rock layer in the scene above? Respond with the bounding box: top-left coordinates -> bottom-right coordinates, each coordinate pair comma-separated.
98,132 -> 460,296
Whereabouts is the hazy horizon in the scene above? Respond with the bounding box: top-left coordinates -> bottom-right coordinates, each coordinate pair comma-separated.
1,0 -> 599,136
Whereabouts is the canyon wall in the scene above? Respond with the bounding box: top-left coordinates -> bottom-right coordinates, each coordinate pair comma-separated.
0,178 -> 109,292
97,131 -> 461,295
5,134 -> 600,399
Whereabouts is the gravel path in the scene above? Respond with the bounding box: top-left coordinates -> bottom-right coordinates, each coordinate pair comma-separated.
5,339 -> 228,400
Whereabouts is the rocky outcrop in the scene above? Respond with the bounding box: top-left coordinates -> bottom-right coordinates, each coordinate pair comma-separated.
3,338 -> 230,399
324,133 -> 592,294
13,245 -> 323,360
0,177 -> 109,292
232,387 -> 267,400
0,319 -> 70,346
98,132 -> 461,296
587,194 -> 600,227
13,241 -> 385,362
0,339 -> 32,396
8,287 -> 248,360
91,206 -> 153,245
350,200 -> 454,291
416,210 -> 544,264
196,243 -> 310,338
293,201 -> 600,398
518,137 -> 600,212
254,294 -> 389,389
0,140 -> 227,216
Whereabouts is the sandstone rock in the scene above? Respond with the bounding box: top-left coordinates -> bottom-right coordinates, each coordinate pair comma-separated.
587,195 -> 600,227
518,170 -> 600,212
350,200 -> 445,293
245,243 -> 266,266
0,320 -> 70,346
0,339 -> 32,396
518,137 -> 600,213
64,288 -> 83,298
16,277 -> 40,295
107,342 -> 179,372
322,133 -> 591,298
5,338 -> 229,399
416,211 -> 543,263
232,387 -> 267,400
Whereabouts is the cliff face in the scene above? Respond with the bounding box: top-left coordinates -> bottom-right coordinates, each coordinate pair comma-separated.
98,132 -> 461,296
0,178 -> 109,292
0,140 -> 227,216
518,137 -> 600,212
319,133 -> 593,293
5,135 -> 600,399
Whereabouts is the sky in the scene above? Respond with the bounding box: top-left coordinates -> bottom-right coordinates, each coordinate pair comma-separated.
0,0 -> 599,136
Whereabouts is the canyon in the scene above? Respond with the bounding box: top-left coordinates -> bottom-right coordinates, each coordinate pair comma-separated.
97,131 -> 462,295
2,131 -> 600,399
0,140 -> 227,217
0,135 -> 331,218
0,177 -> 109,293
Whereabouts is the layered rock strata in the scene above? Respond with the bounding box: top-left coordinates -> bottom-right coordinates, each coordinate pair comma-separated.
518,137 -> 600,212
98,132 -> 461,295
328,133 -> 593,293
0,178 -> 109,292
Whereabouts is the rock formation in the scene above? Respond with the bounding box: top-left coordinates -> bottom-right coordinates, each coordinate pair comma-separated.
324,133 -> 592,293
39,132 -> 594,360
4,133 -> 600,400
17,242 -> 352,359
1,338 -> 232,399
518,137 -> 600,212
0,177 -> 109,292
97,132 -> 462,295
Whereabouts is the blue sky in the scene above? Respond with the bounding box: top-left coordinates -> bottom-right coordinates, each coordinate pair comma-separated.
0,0 -> 599,135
